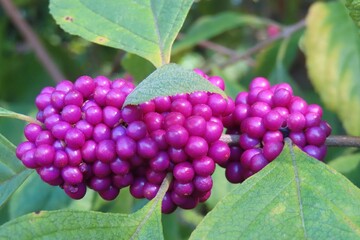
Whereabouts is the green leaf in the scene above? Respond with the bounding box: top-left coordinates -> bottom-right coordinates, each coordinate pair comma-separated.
345,0 -> 360,27
8,173 -> 72,219
121,54 -> 156,84
0,133 -> 33,208
172,12 -> 266,55
124,63 -> 227,106
49,0 -> 194,67
0,106 -> 38,124
190,140 -> 360,239
304,2 -> 360,135
0,176 -> 171,239
329,153 -> 360,188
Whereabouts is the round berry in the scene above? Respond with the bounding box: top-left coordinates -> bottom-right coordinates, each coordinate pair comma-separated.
173,162 -> 195,183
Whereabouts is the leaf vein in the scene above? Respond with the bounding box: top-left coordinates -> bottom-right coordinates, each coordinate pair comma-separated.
287,139 -> 308,239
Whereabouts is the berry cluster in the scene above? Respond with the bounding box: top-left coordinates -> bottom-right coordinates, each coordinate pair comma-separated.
16,71 -> 233,213
16,76 -> 135,200
222,77 -> 331,183
118,69 -> 233,213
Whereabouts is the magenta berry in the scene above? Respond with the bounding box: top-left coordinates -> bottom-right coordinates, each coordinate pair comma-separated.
223,77 -> 331,184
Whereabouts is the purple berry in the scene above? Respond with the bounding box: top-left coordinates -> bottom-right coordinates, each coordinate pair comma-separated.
185,116 -> 206,137
130,178 -> 146,198
154,96 -> 171,113
92,160 -> 111,178
193,156 -> 215,176
241,117 -> 266,139
305,126 -> 326,146
208,76 -> 225,90
150,151 -> 170,172
64,182 -> 86,199
89,177 -> 111,191
173,162 -> 195,183
24,124 -> 42,142
188,91 -> 208,105
85,106 -> 103,126
64,90 -> 84,107
165,125 -> 189,148
249,77 -> 270,90
126,121 -> 147,140
103,106 -> 121,128
287,112 -> 306,131
225,162 -> 244,183
204,120 -> 223,143
185,136 -> 208,159
110,158 -> 130,175
81,140 -> 97,163
61,166 -> 83,184
99,185 -> 120,201
263,141 -> 283,161
163,112 -> 185,129
16,141 -> 35,159
171,99 -> 192,117
116,136 -> 137,159
174,181 -> 194,196
74,76 -> 95,98
105,89 -> 126,108
250,153 -> 268,173
144,112 -> 163,132
207,94 -> 227,116
208,141 -> 230,166
143,183 -> 160,200
21,149 -> 38,168
193,175 -> 213,192
137,137 -> 158,159
34,144 -> 55,166
96,140 -> 116,163
93,123 -> 111,142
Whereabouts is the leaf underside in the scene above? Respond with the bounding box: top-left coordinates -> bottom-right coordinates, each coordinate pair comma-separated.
124,63 -> 227,106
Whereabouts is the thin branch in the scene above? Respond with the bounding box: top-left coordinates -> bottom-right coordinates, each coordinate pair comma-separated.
324,136 -> 360,148
220,134 -> 360,148
0,0 -> 65,83
212,19 -> 306,71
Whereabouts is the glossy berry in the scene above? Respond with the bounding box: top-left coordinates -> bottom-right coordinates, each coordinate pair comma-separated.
223,77 -> 331,184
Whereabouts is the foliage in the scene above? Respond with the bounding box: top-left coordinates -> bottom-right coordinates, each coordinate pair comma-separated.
0,0 -> 360,239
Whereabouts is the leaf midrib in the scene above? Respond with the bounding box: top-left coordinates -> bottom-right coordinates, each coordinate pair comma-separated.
150,0 -> 166,66
287,139 -> 307,239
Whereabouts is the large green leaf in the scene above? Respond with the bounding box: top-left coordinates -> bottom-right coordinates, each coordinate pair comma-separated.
304,2 -> 360,135
0,176 -> 170,239
0,133 -> 32,208
49,0 -> 194,67
124,63 -> 227,106
345,0 -> 360,27
172,12 -> 266,55
190,140 -> 360,239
